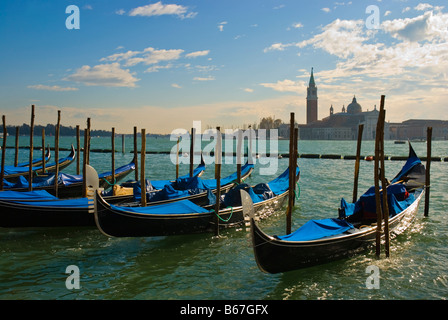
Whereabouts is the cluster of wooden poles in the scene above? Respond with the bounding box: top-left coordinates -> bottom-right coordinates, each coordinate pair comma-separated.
354,96 -> 432,258
283,96 -> 432,259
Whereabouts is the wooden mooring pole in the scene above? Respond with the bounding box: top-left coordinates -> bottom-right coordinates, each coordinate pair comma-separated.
54,110 -> 61,198
1,115 -> 6,191
14,126 -> 19,167
214,127 -> 222,236
424,127 -> 432,217
76,125 -> 80,175
134,126 -> 139,181
41,128 -> 46,174
379,107 -> 390,258
140,129 -> 147,207
237,129 -> 243,184
28,105 -> 35,191
353,124 -> 364,203
190,127 -> 195,178
111,127 -> 115,195
82,128 -> 88,198
286,112 -> 295,235
176,137 -> 180,179
374,95 -> 390,258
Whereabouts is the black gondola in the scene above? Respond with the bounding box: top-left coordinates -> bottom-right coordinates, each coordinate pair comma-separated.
246,143 -> 426,274
14,145 -> 51,167
0,159 -> 209,228
2,145 -> 76,181
93,165 -> 300,237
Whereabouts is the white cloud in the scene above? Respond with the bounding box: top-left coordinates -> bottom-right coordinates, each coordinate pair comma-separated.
193,76 -> 215,81
145,64 -> 173,73
244,88 -> 254,93
260,79 -> 304,93
382,11 -> 448,42
321,8 -> 331,13
64,63 -> 139,87
415,3 -> 433,11
27,84 -> 78,91
129,2 -> 197,19
172,83 -> 182,89
384,10 -> 391,17
292,22 -> 303,29
185,50 -> 210,58
262,8 -> 448,123
101,47 -> 184,66
116,9 -> 126,15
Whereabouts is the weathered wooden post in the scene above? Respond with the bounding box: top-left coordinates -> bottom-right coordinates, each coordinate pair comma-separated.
286,112 -> 295,234
28,105 -> 35,191
0,115 -> 6,191
54,110 -> 61,197
140,129 -> 147,207
424,127 -> 432,217
133,126 -> 139,181
214,127 -> 222,236
111,127 -> 115,195
379,107 -> 390,258
41,128 -> 46,174
86,118 -> 91,165
76,125 -> 80,175
122,134 -> 125,154
353,124 -> 364,203
176,137 -> 180,179
237,129 -> 243,184
190,127 -> 195,177
14,126 -> 19,167
374,95 -> 387,258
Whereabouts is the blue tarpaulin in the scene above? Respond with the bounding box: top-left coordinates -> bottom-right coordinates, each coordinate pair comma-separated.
0,190 -> 59,201
340,183 -> 411,218
110,199 -> 209,215
149,162 -> 206,190
276,218 -> 354,242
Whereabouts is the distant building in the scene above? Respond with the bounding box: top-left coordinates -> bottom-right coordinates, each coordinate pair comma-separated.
299,68 -> 384,140
389,119 -> 448,140
297,68 -> 447,140
306,68 -> 318,124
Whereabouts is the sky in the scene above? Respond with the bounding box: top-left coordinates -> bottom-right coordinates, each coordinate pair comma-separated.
1,0 -> 447,134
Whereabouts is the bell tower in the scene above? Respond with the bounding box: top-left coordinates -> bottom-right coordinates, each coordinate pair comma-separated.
306,67 -> 318,124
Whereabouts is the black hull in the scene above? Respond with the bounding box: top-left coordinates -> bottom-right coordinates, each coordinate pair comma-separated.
0,199 -> 95,228
251,190 -> 423,273
94,190 -> 289,238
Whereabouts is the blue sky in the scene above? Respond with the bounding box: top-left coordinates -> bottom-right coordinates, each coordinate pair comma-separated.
1,0 -> 447,133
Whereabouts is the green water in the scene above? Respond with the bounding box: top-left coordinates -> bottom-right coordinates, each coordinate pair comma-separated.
1,136 -> 447,300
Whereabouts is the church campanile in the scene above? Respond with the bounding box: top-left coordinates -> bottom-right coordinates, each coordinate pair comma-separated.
306,67 -> 318,124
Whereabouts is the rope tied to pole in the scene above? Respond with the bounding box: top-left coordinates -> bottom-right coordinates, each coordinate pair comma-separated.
210,206 -> 234,222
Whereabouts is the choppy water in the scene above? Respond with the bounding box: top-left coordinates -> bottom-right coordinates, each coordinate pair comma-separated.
1,136 -> 447,300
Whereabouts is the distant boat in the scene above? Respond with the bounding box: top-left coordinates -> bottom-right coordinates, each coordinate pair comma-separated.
394,140 -> 406,144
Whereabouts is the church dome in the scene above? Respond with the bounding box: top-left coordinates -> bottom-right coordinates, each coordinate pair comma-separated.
347,96 -> 362,114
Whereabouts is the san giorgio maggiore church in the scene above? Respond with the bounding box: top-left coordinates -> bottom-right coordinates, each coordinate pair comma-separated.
297,68 -> 448,140
298,68 -> 386,140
